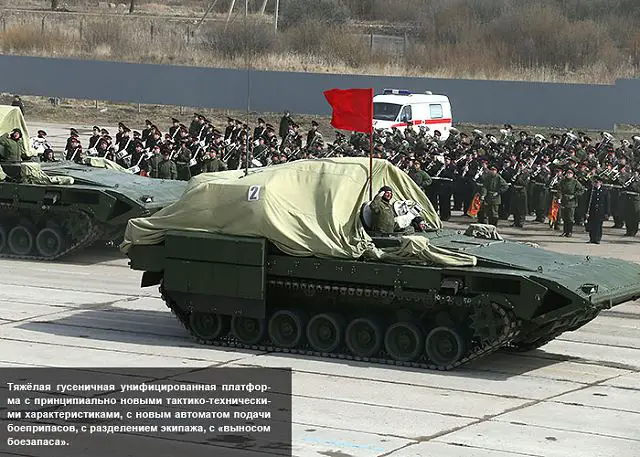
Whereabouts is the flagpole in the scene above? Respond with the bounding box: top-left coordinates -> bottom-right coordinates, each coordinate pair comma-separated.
369,129 -> 373,201
368,88 -> 373,201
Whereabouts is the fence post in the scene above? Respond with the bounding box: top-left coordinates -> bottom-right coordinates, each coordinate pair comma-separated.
137,103 -> 141,113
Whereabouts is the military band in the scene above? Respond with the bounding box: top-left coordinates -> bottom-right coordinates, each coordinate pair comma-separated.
34,114 -> 640,240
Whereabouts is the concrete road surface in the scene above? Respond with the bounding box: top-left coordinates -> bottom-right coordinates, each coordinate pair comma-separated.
0,121 -> 638,456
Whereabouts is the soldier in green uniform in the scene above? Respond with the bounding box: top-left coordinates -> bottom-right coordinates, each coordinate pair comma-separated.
174,141 -> 192,181
510,166 -> 529,228
623,170 -> 640,237
201,150 -> 227,173
477,165 -> 509,226
156,149 -> 177,180
147,145 -> 162,178
557,168 -> 585,237
0,129 -> 27,162
368,186 -> 396,235
408,160 -> 432,194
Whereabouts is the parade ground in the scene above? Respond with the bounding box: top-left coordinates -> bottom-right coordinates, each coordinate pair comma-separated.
0,121 -> 638,456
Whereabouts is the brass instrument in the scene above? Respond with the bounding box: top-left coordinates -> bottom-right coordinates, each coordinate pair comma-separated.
623,172 -> 639,188
473,166 -> 484,181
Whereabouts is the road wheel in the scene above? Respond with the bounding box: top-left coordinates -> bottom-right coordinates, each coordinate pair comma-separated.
8,225 -> 35,256
36,227 -> 65,257
425,326 -> 466,368
306,313 -> 345,352
231,316 -> 266,345
268,309 -> 306,349
345,317 -> 383,358
189,312 -> 229,341
384,322 -> 423,362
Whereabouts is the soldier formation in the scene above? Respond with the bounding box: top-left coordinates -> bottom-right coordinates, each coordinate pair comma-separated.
28,113 -> 640,241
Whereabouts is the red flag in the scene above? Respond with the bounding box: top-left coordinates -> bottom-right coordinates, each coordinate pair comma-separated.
323,88 -> 373,133
467,193 -> 482,217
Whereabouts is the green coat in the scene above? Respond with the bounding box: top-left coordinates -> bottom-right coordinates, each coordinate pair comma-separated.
479,173 -> 509,205
0,133 -> 25,162
148,153 -> 162,178
369,194 -> 395,234
408,169 -> 432,191
558,177 -> 585,208
625,179 -> 640,210
202,158 -> 227,173
157,159 -> 177,179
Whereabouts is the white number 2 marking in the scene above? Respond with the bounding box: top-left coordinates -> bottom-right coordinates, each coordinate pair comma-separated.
248,185 -> 261,201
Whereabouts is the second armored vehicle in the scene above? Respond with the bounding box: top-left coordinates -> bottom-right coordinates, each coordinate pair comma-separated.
0,160 -> 186,260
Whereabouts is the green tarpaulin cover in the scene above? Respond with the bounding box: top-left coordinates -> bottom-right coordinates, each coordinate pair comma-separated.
120,157 -> 477,266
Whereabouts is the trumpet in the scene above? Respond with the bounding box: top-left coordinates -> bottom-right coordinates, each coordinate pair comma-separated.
623,172 -> 638,188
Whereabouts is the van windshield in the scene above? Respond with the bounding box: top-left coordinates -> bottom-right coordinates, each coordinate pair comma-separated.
373,102 -> 401,121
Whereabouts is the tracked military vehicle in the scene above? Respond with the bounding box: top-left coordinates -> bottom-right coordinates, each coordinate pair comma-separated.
0,160 -> 187,260
121,158 -> 640,370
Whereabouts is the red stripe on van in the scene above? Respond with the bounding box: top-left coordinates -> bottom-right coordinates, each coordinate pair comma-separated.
389,118 -> 452,128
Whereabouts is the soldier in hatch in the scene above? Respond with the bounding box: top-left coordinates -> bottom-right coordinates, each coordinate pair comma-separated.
0,128 -> 27,162
369,186 -> 396,235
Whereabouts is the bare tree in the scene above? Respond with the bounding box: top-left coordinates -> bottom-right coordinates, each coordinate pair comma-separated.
129,0 -> 135,14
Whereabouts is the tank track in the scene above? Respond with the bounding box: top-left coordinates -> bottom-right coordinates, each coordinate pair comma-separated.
160,280 -> 522,371
503,306 -> 601,353
0,203 -> 100,261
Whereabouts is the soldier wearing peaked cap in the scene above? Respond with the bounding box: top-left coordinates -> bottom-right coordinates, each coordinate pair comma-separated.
279,110 -> 293,139
65,129 -> 80,151
168,117 -> 180,140
557,167 -> 585,237
142,119 -> 154,143
116,123 -> 127,144
253,118 -> 266,141
306,120 -> 322,150
224,117 -> 235,142
188,113 -> 201,138
477,165 -> 509,226
89,126 -> 102,149
585,175 -> 610,244
156,147 -> 177,180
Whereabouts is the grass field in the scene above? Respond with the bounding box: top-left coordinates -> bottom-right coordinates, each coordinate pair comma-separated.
0,0 -> 638,84
2,1 -> 639,134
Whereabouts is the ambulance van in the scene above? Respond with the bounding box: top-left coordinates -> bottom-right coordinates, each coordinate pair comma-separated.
372,89 -> 453,139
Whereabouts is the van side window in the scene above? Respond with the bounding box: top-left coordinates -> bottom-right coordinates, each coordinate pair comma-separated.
429,104 -> 443,119
399,105 -> 412,122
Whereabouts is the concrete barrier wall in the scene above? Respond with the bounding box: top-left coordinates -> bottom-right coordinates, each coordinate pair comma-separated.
1,55 -> 638,130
